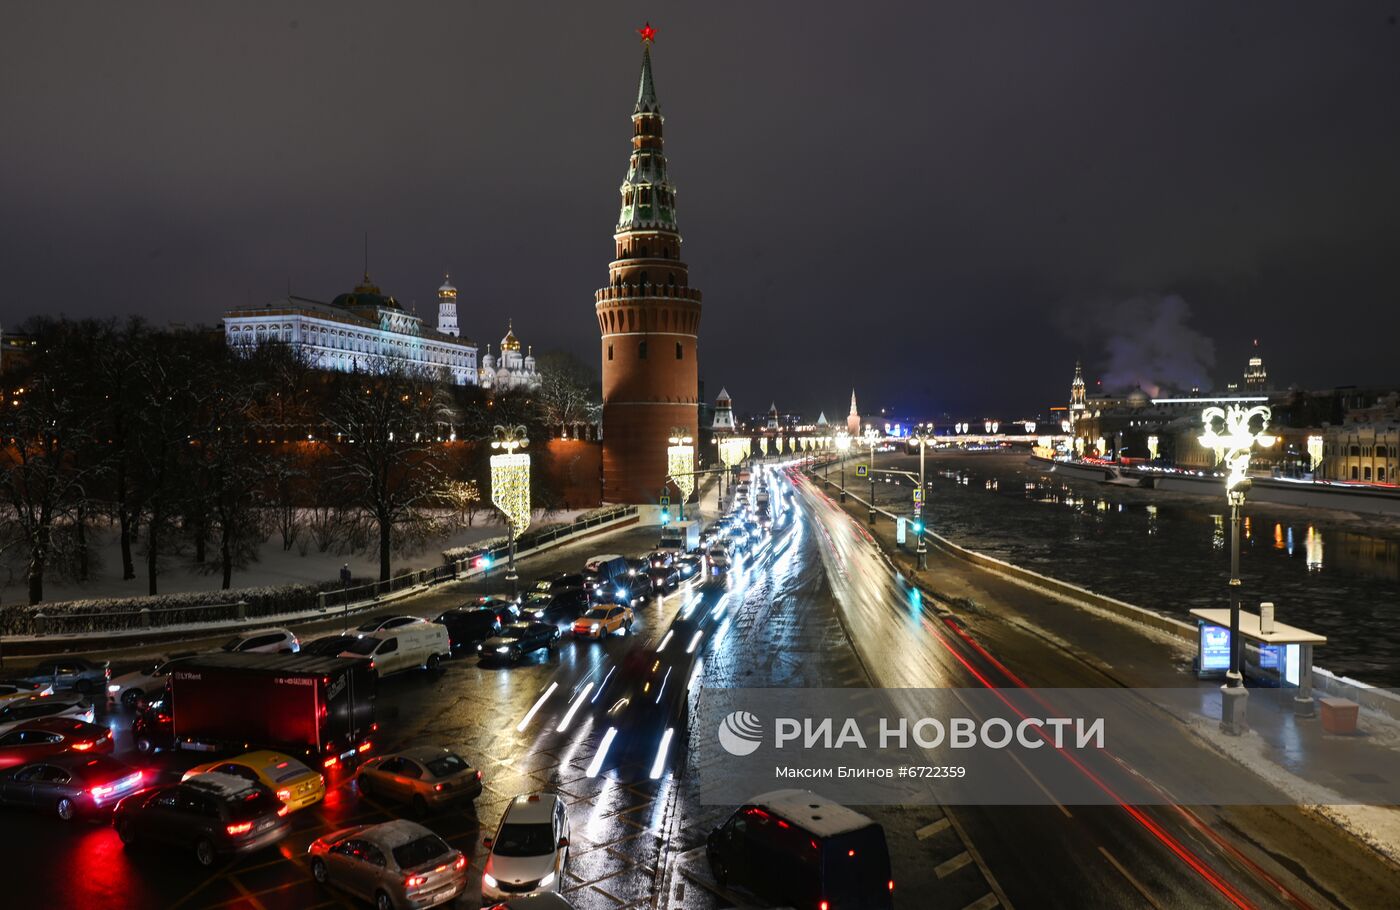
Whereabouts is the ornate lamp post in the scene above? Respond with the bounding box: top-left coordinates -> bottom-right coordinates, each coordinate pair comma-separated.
490,424 -> 531,598
910,424 -> 936,568
835,431 -> 851,501
1200,404 -> 1275,735
862,425 -> 881,524
667,428 -> 695,521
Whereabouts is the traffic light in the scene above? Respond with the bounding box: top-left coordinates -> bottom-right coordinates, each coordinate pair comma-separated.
911,520 -> 924,534
660,508 -> 671,526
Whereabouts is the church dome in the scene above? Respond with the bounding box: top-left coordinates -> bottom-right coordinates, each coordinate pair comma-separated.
438,274 -> 457,297
501,320 -> 522,353
1127,386 -> 1150,408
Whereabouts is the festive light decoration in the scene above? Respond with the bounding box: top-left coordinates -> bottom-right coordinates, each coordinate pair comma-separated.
1307,435 -> 1324,472
490,425 -> 531,536
1147,435 -> 1160,461
759,437 -> 769,456
667,428 -> 695,503
718,437 -> 747,470
1200,404 -> 1274,499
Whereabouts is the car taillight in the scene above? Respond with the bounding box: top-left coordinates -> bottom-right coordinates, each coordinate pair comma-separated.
226,822 -> 253,836
277,789 -> 291,801
358,740 -> 372,753
453,855 -> 466,871
323,756 -> 338,768
71,740 -> 95,751
819,902 -> 829,910
277,804 -> 289,817
434,783 -> 444,792
475,770 -> 483,781
404,874 -> 427,889
888,879 -> 895,891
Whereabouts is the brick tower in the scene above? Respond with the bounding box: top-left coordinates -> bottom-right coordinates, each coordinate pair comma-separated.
595,24 -> 702,504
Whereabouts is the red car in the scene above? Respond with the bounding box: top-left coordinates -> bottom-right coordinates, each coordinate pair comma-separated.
0,718 -> 112,770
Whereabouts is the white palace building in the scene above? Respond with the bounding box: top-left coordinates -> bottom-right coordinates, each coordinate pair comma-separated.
223,272 -> 537,389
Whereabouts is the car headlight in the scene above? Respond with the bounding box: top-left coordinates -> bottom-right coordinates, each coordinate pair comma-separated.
108,684 -> 121,693
616,589 -> 628,600
590,624 -> 600,633
495,646 -> 510,654
539,871 -> 556,888
482,872 -> 498,889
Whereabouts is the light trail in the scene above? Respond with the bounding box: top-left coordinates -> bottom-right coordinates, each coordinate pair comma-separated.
556,682 -> 594,733
586,727 -> 618,777
515,682 -> 558,732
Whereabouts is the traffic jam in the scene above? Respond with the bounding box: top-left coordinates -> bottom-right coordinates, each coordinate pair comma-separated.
0,466 -> 897,910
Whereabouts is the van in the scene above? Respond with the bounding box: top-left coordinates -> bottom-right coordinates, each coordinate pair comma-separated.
339,623 -> 450,677
706,789 -> 894,910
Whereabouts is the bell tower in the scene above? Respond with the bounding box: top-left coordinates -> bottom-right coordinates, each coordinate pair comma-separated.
595,23 -> 702,504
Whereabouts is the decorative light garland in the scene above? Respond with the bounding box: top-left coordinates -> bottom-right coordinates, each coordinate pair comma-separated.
490,424 -> 531,535
1200,404 -> 1275,499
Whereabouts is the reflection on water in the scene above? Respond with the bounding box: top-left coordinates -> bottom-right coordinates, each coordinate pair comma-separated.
921,457 -> 1400,686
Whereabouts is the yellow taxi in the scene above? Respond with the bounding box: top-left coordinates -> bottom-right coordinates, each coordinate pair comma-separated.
572,605 -> 634,639
182,750 -> 325,812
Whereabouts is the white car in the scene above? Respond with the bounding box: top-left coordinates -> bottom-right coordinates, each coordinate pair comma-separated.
219,628 -> 299,654
481,793 -> 570,901
483,895 -> 577,909
0,696 -> 93,735
107,655 -> 192,709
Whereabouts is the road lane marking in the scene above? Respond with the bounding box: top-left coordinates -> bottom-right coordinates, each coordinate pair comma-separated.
935,851 -> 973,878
916,817 -> 951,839
961,894 -> 1001,910
1099,846 -> 1166,910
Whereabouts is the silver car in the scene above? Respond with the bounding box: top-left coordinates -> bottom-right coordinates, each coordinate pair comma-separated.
355,746 -> 483,814
309,819 -> 467,910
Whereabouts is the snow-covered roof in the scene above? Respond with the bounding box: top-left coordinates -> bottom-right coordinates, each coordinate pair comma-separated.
748,789 -> 875,838
183,771 -> 259,799
363,818 -> 437,851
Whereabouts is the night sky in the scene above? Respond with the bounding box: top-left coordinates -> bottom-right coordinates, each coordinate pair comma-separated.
4,3 -> 1398,418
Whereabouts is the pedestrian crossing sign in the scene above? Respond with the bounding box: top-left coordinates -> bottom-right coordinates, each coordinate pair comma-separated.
912,489 -> 923,502
659,495 -> 670,506
856,464 -> 868,477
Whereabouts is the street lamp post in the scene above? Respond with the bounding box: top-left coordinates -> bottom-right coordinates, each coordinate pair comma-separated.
1200,404 -> 1275,735
667,428 -> 695,521
835,431 -> 851,502
911,424 -> 935,569
490,424 -> 531,600
863,425 -> 880,524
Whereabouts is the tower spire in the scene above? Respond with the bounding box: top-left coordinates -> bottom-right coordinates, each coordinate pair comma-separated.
635,23 -> 659,114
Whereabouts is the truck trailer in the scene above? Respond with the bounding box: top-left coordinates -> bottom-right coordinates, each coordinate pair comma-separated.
169,653 -> 375,772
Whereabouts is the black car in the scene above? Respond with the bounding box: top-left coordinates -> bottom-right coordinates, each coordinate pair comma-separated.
531,572 -> 585,595
300,634 -> 362,657
17,658 -> 110,696
0,754 -> 146,821
476,622 -> 562,663
675,555 -> 702,579
132,694 -> 174,755
435,608 -> 504,653
646,565 -> 681,593
521,588 -> 589,621
114,771 -> 291,867
462,595 -> 523,625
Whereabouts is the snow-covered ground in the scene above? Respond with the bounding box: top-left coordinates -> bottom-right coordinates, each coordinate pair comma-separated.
2,510 -> 586,606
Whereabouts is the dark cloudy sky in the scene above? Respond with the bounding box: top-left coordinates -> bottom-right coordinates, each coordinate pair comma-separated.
3,3 -> 1398,418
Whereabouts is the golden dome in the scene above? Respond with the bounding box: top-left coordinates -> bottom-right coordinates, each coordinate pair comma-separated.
501,319 -> 522,352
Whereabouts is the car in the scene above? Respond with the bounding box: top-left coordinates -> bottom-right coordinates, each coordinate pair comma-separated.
301,633 -> 364,657
646,550 -> 675,569
355,746 -> 483,814
0,680 -> 53,706
183,750 -> 326,813
462,595 -> 524,626
483,896 -> 577,910
114,771 -> 291,867
132,693 -> 173,754
706,789 -> 894,910
0,754 -> 145,821
481,792 -> 571,901
530,573 -> 585,596
0,719 -> 113,770
477,622 -> 561,663
571,606 -> 633,639
107,654 -> 193,709
0,696 -> 93,736
16,658 -> 110,696
674,555 -> 702,579
309,818 -> 468,910
645,565 -> 680,593
356,615 -> 426,634
434,608 -> 504,653
706,545 -> 730,573
520,589 -> 589,622
219,627 -> 299,654
339,624 -> 451,676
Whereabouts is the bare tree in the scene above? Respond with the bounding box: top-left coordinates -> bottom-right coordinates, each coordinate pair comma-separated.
322,361 -> 456,581
534,350 -> 599,435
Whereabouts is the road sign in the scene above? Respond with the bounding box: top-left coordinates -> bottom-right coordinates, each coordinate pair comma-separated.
896,517 -> 907,545
856,464 -> 869,477
914,501 -> 923,514
912,489 -> 923,502
659,495 -> 670,506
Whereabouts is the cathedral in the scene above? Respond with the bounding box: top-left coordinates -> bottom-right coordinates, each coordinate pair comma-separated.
478,321 -> 540,391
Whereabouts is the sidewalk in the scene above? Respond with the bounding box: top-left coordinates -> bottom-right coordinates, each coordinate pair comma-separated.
803,464 -> 1400,865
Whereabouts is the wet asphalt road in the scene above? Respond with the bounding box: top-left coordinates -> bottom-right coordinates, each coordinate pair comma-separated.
3,467 -> 1400,909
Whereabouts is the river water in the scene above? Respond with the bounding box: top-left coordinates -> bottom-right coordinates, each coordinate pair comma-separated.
873,452 -> 1400,686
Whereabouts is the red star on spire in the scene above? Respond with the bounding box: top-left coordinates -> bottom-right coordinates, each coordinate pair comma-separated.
637,22 -> 656,43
